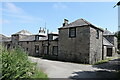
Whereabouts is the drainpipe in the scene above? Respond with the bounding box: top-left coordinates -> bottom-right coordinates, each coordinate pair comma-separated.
47,34 -> 50,55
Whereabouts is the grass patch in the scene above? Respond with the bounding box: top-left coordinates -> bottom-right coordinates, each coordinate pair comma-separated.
94,60 -> 109,65
1,45 -> 48,79
94,57 -> 116,65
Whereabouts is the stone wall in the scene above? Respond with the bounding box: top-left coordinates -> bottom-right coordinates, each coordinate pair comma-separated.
89,27 -> 103,64
104,35 -> 118,56
103,46 -> 107,59
11,34 -> 19,47
19,40 -> 58,58
3,41 -> 12,50
42,40 -> 58,59
19,41 -> 44,56
19,41 -> 34,56
58,26 -> 90,63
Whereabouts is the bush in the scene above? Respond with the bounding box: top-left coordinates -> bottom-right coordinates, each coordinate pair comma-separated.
1,46 -> 47,79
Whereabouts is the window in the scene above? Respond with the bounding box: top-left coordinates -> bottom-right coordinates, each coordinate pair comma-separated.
26,48 -> 28,51
35,45 -> 39,54
53,46 -> 58,56
27,41 -> 29,44
96,30 -> 99,39
7,44 -> 10,49
35,36 -> 39,40
44,46 -> 48,54
69,28 -> 76,38
13,46 -> 15,48
48,34 -> 53,40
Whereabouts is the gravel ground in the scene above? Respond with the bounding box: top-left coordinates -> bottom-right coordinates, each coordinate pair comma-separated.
28,56 -> 120,78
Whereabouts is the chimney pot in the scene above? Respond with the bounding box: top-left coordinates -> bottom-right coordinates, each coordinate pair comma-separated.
63,19 -> 69,26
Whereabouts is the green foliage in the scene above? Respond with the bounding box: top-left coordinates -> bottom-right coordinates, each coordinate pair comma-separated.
94,60 -> 109,65
1,46 -> 47,79
94,57 -> 115,65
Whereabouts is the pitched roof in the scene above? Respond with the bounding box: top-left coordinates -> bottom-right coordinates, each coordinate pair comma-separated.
103,29 -> 115,35
0,34 -> 11,42
59,18 -> 103,31
19,35 -> 35,41
13,30 -> 32,35
0,34 -> 6,38
103,37 -> 113,46
19,35 -> 48,41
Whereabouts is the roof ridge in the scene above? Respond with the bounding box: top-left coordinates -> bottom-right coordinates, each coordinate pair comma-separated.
80,18 -> 91,25
14,29 -> 33,35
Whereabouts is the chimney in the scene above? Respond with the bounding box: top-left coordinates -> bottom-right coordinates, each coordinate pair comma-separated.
63,19 -> 69,26
43,28 -> 45,33
39,27 -> 41,33
105,28 -> 107,30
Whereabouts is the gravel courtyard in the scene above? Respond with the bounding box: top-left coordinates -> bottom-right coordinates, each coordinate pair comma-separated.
29,56 -> 120,79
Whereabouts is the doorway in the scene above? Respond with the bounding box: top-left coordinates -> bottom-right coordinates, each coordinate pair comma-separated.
35,45 -> 39,56
107,48 -> 112,56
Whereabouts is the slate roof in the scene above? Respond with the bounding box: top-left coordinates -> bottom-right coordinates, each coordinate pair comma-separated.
0,34 -> 11,42
19,35 -> 35,41
19,34 -> 59,41
13,30 -> 32,35
103,37 -> 113,46
49,32 -> 59,36
3,37 -> 11,42
0,34 -> 6,38
59,18 -> 103,31
19,35 -> 48,41
103,29 -> 115,35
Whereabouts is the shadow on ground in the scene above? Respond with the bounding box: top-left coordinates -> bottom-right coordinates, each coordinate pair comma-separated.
92,58 -> 120,71
69,58 -> 120,79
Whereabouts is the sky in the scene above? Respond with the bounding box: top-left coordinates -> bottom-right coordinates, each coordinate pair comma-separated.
1,2 -> 119,37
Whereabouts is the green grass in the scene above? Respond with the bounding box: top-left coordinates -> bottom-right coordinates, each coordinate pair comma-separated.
94,60 -> 109,65
1,45 -> 48,79
94,57 -> 117,65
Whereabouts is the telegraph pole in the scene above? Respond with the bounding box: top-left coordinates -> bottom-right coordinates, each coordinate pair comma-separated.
113,1 -> 120,31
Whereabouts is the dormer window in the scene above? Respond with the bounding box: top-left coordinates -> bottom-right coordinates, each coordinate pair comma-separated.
35,36 -> 39,40
69,28 -> 76,38
48,34 -> 53,40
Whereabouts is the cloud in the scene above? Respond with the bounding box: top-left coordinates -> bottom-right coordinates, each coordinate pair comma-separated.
4,2 -> 24,14
2,2 -> 43,24
0,19 -> 11,24
53,3 -> 67,10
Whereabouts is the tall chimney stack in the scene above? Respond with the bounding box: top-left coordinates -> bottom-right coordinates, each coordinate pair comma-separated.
63,19 -> 69,26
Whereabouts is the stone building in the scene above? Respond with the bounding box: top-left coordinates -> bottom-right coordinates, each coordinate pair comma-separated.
58,19 -> 103,64
103,29 -> 118,58
1,18 -> 118,64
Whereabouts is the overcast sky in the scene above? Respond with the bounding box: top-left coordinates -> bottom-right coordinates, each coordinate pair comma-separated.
1,2 -> 119,36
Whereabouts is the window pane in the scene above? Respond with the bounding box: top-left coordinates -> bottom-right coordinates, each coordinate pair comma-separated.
69,28 -> 76,37
53,46 -> 58,55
